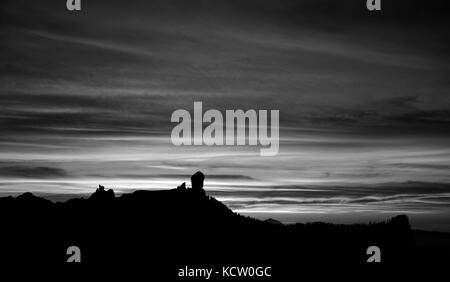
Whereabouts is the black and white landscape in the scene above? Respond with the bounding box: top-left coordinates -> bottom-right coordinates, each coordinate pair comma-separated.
0,0 -> 450,276
0,172 -> 448,276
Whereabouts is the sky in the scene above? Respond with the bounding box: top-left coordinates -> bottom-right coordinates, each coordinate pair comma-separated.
1,0 -> 450,231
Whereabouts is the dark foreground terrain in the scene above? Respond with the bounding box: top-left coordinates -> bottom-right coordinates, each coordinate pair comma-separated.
0,173 -> 448,278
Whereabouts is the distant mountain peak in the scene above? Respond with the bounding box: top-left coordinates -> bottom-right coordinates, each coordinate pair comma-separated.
264,218 -> 283,225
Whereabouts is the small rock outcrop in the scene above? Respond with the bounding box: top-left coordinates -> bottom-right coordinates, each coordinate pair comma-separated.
177,182 -> 186,190
89,185 -> 115,201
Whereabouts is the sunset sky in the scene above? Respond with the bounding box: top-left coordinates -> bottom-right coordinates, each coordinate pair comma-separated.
1,0 -> 450,231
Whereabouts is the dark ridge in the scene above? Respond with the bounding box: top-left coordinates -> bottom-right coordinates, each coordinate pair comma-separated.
0,171 -> 447,277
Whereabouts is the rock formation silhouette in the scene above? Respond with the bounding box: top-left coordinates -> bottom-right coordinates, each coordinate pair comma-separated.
191,171 -> 205,195
177,182 -> 186,190
89,185 -> 115,201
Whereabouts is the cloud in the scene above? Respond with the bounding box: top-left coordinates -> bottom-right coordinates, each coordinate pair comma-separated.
390,163 -> 450,170
208,182 -> 450,203
0,165 -> 67,178
114,174 -> 255,181
389,110 -> 450,125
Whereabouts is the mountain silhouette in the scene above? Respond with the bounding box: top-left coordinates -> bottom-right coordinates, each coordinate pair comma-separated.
0,171 -> 448,277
